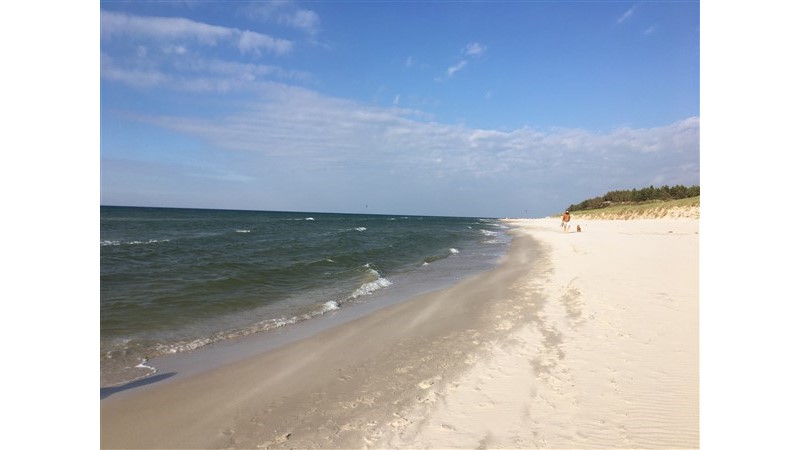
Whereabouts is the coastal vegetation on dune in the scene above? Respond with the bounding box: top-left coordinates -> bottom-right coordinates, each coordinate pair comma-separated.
559,185 -> 700,219
567,185 -> 699,211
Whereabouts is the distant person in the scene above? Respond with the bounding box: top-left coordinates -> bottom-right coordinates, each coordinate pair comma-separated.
561,210 -> 571,232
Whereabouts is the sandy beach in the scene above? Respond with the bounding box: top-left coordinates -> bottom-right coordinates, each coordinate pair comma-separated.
101,217 -> 699,449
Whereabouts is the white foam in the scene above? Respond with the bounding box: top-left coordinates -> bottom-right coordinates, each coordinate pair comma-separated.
101,239 -> 170,246
351,277 -> 392,299
355,227 -> 367,231
135,359 -> 157,374
481,229 -> 498,237
450,248 -> 460,254
235,229 -> 251,233
322,300 -> 340,312
305,217 -> 315,221
106,359 -> 157,387
270,317 -> 299,328
155,337 -> 214,355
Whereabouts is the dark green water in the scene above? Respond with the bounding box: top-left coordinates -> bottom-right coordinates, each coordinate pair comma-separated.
100,206 -> 509,386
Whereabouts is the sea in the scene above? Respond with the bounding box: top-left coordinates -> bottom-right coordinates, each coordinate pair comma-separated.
100,206 -> 511,388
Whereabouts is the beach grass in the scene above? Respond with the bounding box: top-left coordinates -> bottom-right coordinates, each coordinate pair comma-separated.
556,196 -> 700,220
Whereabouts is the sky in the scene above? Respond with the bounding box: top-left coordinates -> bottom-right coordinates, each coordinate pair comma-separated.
100,0 -> 699,218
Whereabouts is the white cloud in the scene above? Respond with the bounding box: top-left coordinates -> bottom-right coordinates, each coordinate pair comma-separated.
280,9 -> 320,35
101,13 -> 312,94
440,42 -> 486,79
162,45 -> 187,55
644,25 -> 657,35
101,10 -> 293,56
138,82 -> 698,188
202,59 -> 310,82
446,60 -> 468,78
238,30 -> 293,56
463,42 -> 487,57
240,2 -> 321,35
102,66 -> 167,88
102,54 -> 311,92
617,5 -> 637,24
102,11 -> 232,44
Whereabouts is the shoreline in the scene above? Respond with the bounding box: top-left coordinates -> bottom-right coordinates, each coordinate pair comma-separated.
100,212 -> 511,390
101,230 -> 543,448
100,217 -> 698,449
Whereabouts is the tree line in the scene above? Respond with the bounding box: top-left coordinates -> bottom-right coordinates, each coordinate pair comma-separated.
567,184 -> 700,212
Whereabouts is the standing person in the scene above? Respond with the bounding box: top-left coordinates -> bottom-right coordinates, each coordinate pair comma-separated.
561,210 -> 571,232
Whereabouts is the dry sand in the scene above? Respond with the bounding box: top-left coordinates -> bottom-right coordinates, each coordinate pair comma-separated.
101,217 -> 698,449
377,218 -> 699,449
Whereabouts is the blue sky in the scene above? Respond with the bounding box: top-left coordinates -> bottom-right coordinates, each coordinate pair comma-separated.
100,1 -> 699,217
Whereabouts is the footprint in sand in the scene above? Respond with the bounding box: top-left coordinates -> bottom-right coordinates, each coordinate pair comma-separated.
416,391 -> 437,404
417,375 -> 441,389
390,417 -> 412,428
257,432 -> 292,449
339,423 -> 356,432
395,365 -> 413,374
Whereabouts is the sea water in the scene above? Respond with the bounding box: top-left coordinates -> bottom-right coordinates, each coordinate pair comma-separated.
100,206 -> 510,387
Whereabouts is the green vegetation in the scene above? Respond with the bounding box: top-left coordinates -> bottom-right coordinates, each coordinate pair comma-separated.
566,184 -> 699,212
566,196 -> 699,219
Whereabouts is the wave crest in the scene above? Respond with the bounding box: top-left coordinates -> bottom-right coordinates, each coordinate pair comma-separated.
101,239 -> 170,246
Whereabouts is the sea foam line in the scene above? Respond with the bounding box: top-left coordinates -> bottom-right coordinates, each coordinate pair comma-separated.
105,359 -> 158,388
145,297 -> 350,360
135,359 -> 157,373
100,239 -> 170,246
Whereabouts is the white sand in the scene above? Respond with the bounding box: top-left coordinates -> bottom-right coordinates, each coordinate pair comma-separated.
378,218 -> 699,448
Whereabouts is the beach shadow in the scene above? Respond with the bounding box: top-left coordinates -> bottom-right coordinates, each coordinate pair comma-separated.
101,372 -> 177,399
